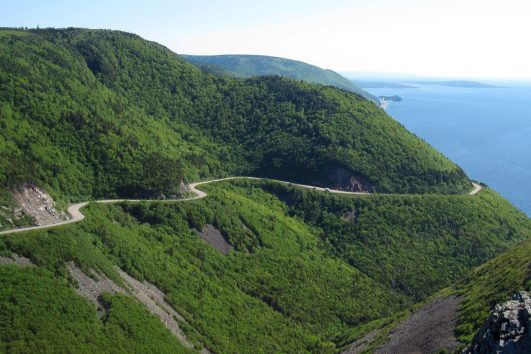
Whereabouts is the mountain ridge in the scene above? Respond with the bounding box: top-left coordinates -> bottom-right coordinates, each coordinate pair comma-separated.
181,53 -> 381,104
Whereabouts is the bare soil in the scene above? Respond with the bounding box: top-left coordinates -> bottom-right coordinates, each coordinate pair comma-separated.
195,224 -> 233,255
374,295 -> 462,354
68,263 -> 210,352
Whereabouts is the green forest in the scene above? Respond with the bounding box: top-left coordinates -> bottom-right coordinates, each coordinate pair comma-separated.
0,28 -> 470,202
181,54 -> 380,103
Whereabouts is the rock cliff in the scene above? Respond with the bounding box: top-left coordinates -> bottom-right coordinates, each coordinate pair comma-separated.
465,291 -> 531,354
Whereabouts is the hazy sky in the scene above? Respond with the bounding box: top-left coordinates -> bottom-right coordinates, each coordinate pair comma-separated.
2,0 -> 531,79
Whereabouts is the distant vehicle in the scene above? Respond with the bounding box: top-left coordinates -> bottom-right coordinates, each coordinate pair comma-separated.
324,188 -> 330,192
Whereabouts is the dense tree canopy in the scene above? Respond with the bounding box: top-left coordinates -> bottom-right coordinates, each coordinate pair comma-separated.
0,28 -> 470,201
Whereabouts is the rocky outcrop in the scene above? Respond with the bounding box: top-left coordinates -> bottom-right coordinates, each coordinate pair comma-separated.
465,291 -> 531,354
12,185 -> 67,226
325,167 -> 374,192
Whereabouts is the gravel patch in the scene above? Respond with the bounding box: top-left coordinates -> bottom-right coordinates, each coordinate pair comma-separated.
68,263 -> 209,352
195,224 -> 233,255
342,329 -> 381,354
67,262 -> 124,318
0,254 -> 34,267
117,268 -> 211,353
375,295 -> 461,354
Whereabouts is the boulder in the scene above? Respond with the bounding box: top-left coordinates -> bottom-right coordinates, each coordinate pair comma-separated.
465,291 -> 531,353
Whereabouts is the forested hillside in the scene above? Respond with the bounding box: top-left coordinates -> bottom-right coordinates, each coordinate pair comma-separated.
0,28 -> 470,201
182,54 -> 380,103
1,180 -> 529,353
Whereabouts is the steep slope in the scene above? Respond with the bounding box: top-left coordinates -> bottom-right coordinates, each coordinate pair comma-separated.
1,180 -> 529,353
0,266 -> 194,353
455,238 -> 531,344
0,28 -> 470,201
345,232 -> 531,353
255,180 -> 531,301
182,54 -> 380,104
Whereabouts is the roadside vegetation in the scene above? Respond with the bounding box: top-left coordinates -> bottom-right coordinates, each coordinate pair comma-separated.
0,190 -> 32,231
254,180 -> 531,300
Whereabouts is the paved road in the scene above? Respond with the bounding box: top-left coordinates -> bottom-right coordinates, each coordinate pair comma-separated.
0,178 -> 482,235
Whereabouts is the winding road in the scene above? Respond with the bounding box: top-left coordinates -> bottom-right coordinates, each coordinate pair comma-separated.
0,178 -> 482,236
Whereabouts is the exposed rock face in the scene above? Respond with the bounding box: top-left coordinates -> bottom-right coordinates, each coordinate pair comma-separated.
12,185 -> 67,226
465,291 -> 531,354
325,167 -> 373,192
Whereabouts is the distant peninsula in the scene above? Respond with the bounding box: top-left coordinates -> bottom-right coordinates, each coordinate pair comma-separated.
379,95 -> 402,102
351,79 -> 500,89
411,80 -> 499,88
352,81 -> 414,89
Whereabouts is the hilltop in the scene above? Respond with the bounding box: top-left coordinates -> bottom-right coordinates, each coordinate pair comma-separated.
182,54 -> 380,104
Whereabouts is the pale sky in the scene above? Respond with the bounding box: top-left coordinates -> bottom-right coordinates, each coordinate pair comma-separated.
2,0 -> 531,79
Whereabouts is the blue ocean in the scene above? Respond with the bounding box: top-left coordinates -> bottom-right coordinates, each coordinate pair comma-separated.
366,83 -> 531,216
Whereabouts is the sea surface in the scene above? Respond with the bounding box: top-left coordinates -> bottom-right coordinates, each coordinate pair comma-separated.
366,83 -> 531,216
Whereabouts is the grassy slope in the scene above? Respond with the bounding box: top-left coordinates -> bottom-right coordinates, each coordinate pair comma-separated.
0,28 -> 470,201
353,238 -> 531,353
1,180 -> 529,353
182,54 -> 380,103
454,238 -> 531,343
